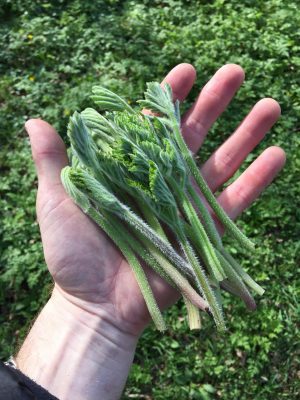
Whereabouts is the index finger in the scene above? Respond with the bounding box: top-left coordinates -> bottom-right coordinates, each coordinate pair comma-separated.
161,63 -> 196,102
143,63 -> 196,115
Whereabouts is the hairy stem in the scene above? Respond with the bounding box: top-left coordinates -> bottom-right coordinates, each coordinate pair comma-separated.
215,249 -> 256,310
220,248 -> 265,296
170,115 -> 255,252
187,183 -> 223,249
87,207 -> 166,331
138,201 -> 208,314
176,225 -> 226,331
76,174 -> 195,278
170,177 -> 225,282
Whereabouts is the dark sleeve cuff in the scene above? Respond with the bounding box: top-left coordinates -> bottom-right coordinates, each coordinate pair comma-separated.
0,361 -> 59,400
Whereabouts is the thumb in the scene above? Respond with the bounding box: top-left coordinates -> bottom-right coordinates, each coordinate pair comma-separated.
25,119 -> 69,188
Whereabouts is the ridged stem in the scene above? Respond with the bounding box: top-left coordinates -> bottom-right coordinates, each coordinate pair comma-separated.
220,248 -> 265,296
170,115 -> 255,252
87,207 -> 166,331
187,183 -> 223,249
170,178 -> 225,282
176,225 -> 226,331
105,202 -> 209,313
183,296 -> 202,330
136,199 -> 206,324
184,221 -> 256,310
77,176 -> 194,278
215,249 -> 256,310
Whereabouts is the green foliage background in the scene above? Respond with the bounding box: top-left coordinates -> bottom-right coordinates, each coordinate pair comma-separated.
0,0 -> 299,398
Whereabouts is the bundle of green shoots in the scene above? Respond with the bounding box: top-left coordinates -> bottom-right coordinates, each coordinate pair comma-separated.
61,82 -> 264,332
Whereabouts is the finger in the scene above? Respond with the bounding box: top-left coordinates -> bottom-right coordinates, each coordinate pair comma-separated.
181,64 -> 245,153
143,63 -> 196,116
201,98 -> 281,191
25,119 -> 68,187
217,146 -> 286,221
161,63 -> 196,101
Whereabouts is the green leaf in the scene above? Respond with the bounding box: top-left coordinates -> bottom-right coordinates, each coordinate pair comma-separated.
61,166 -> 90,212
81,107 -> 116,142
91,86 -> 135,114
138,82 -> 176,118
67,111 -> 99,171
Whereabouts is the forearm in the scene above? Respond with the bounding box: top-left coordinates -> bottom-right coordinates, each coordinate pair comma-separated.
16,289 -> 139,400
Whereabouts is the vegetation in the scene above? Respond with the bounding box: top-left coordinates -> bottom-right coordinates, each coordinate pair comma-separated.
0,1 -> 299,399
62,82 -> 264,333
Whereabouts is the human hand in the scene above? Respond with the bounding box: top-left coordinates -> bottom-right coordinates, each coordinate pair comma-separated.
17,64 -> 285,400
25,63 -> 285,337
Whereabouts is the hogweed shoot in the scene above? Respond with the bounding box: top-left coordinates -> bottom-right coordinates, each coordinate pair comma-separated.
61,82 -> 264,332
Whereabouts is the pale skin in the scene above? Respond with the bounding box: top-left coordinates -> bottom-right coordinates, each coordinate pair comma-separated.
16,64 -> 286,400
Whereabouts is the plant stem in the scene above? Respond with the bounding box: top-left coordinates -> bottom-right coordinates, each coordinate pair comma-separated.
183,200 -> 263,304
184,220 -> 256,310
87,206 -> 167,331
103,206 -> 209,313
137,176 -> 225,328
215,249 -> 256,310
108,201 -> 207,328
220,248 -> 265,296
170,115 -> 255,252
140,235 -> 208,311
176,225 -> 226,331
136,199 -> 205,326
104,210 -> 173,287
136,198 -> 168,241
77,174 -> 195,279
187,183 -> 223,249
118,205 -> 194,277
170,177 -> 225,282
183,296 -> 202,330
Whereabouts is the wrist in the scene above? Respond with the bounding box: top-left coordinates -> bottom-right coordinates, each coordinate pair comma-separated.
16,288 -> 139,400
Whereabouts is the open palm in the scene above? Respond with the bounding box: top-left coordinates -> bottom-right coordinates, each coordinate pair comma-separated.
26,64 -> 285,336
